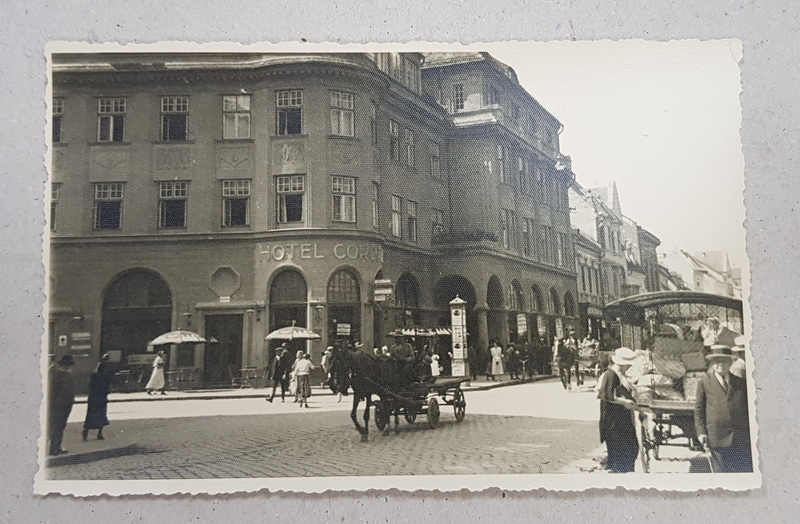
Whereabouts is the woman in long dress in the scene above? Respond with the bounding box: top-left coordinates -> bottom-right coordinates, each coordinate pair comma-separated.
489,342 -> 504,380
293,353 -> 315,408
83,354 -> 112,440
598,347 -> 639,473
145,350 -> 166,395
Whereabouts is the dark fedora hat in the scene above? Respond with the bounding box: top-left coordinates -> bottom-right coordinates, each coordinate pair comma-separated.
706,344 -> 735,360
57,355 -> 75,366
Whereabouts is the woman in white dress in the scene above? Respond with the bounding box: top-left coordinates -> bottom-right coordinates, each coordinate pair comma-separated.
489,342 -> 504,381
145,350 -> 166,395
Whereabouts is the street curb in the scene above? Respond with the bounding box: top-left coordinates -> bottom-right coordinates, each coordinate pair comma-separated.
75,375 -> 561,404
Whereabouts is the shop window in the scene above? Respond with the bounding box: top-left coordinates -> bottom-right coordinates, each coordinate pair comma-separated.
330,91 -> 354,137
276,90 -> 302,135
93,182 -> 124,230
98,97 -> 126,142
332,176 -> 356,222
158,181 -> 188,228
222,95 -> 250,139
161,96 -> 189,141
222,179 -> 250,227
276,175 -> 305,223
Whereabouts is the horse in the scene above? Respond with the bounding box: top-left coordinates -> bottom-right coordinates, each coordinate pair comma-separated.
328,345 -> 404,442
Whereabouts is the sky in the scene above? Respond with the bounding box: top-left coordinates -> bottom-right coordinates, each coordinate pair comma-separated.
488,40 -> 746,268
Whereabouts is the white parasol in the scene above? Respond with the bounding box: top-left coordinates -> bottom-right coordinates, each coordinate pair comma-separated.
265,321 -> 321,341
150,330 -> 207,346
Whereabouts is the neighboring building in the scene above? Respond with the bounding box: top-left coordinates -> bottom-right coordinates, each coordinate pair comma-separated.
573,229 -> 603,338
49,51 -> 579,389
660,249 -> 741,298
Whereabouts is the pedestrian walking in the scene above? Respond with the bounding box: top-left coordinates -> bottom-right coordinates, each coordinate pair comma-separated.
266,345 -> 293,403
598,347 -> 639,473
293,352 -> 315,408
145,350 -> 166,395
291,350 -> 305,403
48,355 -> 76,456
694,345 -> 752,472
488,341 -> 504,381
556,338 -> 576,390
320,346 -> 333,386
82,354 -> 112,441
565,330 -> 582,386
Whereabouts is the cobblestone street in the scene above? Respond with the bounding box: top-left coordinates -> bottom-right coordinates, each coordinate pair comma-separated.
47,378 -> 598,480
47,408 -> 597,480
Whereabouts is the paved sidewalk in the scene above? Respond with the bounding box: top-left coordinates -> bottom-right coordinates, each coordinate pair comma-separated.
76,374 -> 560,403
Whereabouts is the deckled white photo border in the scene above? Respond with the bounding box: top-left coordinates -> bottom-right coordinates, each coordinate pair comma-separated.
35,39 -> 759,496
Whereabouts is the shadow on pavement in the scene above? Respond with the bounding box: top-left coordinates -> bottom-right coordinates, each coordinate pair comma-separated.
47,444 -> 165,467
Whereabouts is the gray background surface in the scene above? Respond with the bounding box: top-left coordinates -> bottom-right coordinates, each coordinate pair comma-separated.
0,0 -> 795,521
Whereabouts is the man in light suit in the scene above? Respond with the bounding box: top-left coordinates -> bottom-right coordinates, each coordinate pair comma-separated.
694,345 -> 753,472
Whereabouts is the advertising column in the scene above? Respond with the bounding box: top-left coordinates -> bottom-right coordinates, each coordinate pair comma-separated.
450,296 -> 467,377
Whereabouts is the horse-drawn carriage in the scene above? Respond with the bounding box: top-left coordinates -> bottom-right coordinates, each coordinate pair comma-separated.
327,334 -> 468,442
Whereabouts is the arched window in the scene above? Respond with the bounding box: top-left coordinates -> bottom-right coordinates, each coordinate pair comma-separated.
328,269 -> 360,303
564,292 -> 576,317
530,285 -> 543,313
328,269 -> 361,342
395,273 -> 420,309
548,288 -> 561,316
508,281 -> 524,311
101,270 -> 172,361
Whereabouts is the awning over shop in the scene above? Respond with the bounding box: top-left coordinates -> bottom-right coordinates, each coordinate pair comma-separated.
387,327 -> 452,337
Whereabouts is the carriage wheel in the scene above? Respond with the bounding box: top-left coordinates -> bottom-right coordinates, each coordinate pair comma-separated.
426,397 -> 440,429
375,403 -> 389,432
453,388 -> 466,422
404,409 -> 417,424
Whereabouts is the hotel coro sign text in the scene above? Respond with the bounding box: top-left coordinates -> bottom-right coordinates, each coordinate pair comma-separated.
260,242 -> 384,263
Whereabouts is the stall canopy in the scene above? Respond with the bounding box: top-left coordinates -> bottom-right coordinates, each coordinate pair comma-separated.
387,327 -> 453,337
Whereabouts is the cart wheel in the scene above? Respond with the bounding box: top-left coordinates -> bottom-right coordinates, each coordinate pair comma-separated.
453,388 -> 466,422
404,409 -> 417,424
427,397 -> 440,429
375,403 -> 389,432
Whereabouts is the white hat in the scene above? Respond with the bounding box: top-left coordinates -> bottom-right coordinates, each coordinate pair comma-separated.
611,347 -> 637,366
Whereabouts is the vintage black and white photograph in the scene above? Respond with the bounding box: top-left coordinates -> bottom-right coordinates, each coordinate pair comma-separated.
37,40 -> 757,494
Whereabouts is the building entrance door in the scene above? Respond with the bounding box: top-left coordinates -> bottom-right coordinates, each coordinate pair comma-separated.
204,314 -> 243,387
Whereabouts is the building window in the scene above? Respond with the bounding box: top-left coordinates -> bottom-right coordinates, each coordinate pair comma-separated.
52,98 -> 63,143
497,145 -> 508,184
407,200 -> 418,243
276,175 -> 305,223
332,176 -> 356,222
433,208 -> 444,237
389,120 -> 400,161
404,129 -> 414,167
330,91 -> 354,137
486,85 -> 499,106
158,181 -> 188,228
276,90 -> 303,135
510,103 -> 520,121
50,183 -> 61,231
522,218 -> 532,257
93,182 -> 124,230
518,157 -> 529,194
500,209 -> 514,249
557,232 -> 566,267
98,97 -> 126,142
430,143 -> 441,179
222,95 -> 250,139
161,96 -> 189,141
372,182 -> 379,228
391,195 -> 402,238
452,84 -> 465,111
222,179 -> 250,227
370,102 -> 378,145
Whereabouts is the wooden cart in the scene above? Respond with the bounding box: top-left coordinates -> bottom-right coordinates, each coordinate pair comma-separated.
374,376 -> 469,431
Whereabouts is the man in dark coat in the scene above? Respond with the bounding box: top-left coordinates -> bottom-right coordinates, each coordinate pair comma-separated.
48,355 -> 76,456
694,345 -> 753,472
266,345 -> 294,403
82,354 -> 113,441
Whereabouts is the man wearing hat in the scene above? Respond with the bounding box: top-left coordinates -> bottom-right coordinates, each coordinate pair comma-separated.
48,355 -> 76,456
694,344 -> 752,472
